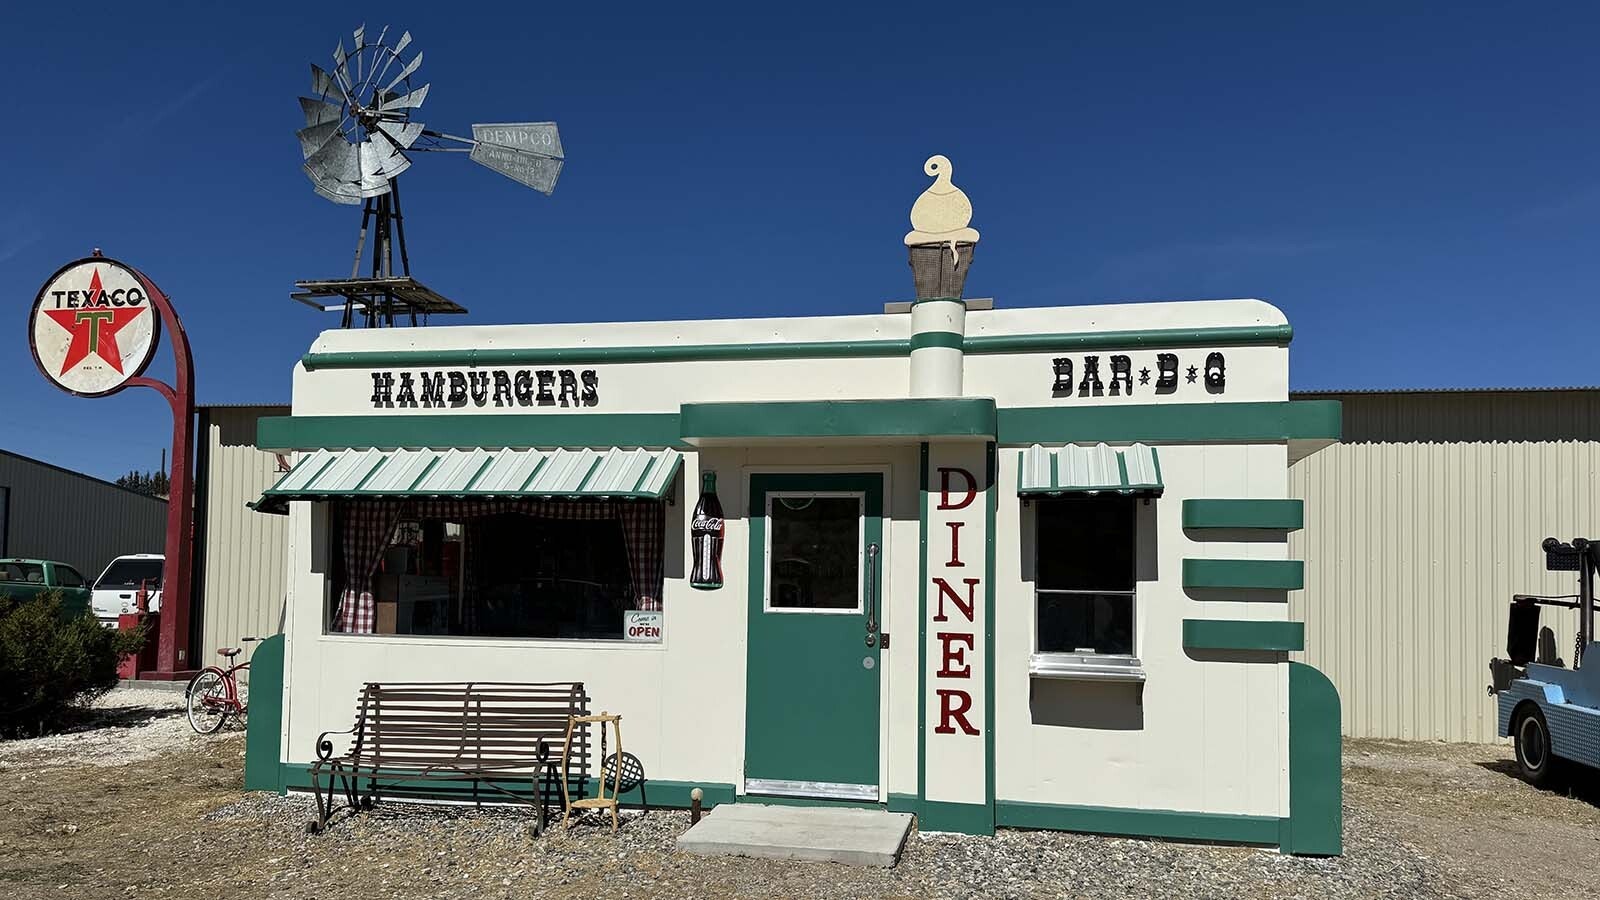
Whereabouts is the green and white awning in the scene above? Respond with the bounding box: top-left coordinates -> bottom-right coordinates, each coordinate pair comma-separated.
250,446 -> 682,514
1017,443 -> 1163,496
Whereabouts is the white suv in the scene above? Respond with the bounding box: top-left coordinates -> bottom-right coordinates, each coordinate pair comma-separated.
91,554 -> 164,627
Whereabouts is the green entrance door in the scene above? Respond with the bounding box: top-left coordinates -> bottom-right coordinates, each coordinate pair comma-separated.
745,473 -> 884,801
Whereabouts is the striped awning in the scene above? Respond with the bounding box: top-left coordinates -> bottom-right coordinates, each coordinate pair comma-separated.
1017,443 -> 1163,496
249,446 -> 682,514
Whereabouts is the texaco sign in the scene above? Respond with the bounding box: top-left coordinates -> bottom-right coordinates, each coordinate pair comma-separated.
30,257 -> 161,397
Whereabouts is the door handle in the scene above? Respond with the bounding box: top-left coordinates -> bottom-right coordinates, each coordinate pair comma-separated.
865,542 -> 880,647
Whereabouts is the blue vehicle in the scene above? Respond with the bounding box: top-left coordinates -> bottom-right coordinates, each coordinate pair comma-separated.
1489,538 -> 1600,787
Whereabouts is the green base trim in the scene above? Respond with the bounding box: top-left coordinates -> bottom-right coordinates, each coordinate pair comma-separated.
1285,662 -> 1343,855
258,414 -> 683,452
681,399 -> 996,441
919,800 -> 994,835
242,634 -> 285,792
275,763 -> 734,809
997,400 -> 1340,446
1183,558 -> 1304,590
1183,618 -> 1304,651
966,324 -> 1293,355
1182,499 -> 1304,530
887,792 -> 919,814
995,800 -> 1281,846
910,331 -> 964,352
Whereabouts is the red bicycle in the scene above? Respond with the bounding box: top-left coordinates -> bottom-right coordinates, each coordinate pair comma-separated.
185,637 -> 257,734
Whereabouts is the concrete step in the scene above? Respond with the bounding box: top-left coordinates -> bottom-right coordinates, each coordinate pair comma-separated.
675,803 -> 914,868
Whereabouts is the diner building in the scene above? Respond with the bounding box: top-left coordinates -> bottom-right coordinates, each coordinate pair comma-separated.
240,159 -> 1343,855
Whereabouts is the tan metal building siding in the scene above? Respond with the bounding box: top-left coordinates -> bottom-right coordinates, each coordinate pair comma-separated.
1289,390 -> 1600,743
194,406 -> 290,670
0,449 -> 166,581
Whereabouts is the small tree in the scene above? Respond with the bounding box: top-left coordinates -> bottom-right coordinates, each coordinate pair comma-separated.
0,591 -> 147,737
116,469 -> 170,498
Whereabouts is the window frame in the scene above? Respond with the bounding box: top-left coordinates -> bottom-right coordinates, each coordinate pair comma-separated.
762,490 -> 866,616
1029,494 -> 1145,681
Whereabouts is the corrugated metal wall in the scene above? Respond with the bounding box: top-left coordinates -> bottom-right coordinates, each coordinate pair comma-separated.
195,406 -> 290,669
1289,390 -> 1600,743
0,449 -> 166,580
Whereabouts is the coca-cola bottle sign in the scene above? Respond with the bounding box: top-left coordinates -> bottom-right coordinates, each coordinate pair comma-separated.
690,471 -> 725,590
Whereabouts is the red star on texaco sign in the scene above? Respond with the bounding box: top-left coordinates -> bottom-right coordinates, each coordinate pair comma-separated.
41,269 -> 145,376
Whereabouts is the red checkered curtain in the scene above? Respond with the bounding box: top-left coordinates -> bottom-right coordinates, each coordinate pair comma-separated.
333,500 -> 405,634
617,501 -> 665,611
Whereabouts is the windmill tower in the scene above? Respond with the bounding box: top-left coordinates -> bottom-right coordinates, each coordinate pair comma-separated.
291,25 -> 565,327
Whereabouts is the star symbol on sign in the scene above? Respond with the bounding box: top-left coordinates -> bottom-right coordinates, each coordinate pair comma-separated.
1138,367 -> 1151,385
1186,365 -> 1199,383
41,269 -> 144,376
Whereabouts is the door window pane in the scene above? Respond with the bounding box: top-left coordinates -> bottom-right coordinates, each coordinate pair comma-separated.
769,496 -> 860,609
56,566 -> 85,588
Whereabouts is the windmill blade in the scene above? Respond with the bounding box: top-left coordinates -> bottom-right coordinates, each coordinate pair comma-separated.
300,97 -> 343,127
310,176 -> 363,206
393,30 -> 412,55
311,63 -> 339,99
378,83 -> 429,112
376,120 -> 425,150
306,134 -> 361,196
382,51 -> 424,94
296,120 -> 342,160
358,140 -> 410,196
352,24 -> 365,53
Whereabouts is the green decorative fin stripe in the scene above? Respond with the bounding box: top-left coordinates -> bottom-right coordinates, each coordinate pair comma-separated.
994,800 -> 1281,846
1183,558 -> 1304,590
680,399 -> 996,441
1284,662 -> 1343,855
298,324 -> 1294,371
257,414 -> 684,452
996,400 -> 1340,446
1183,499 -> 1304,531
1182,618 -> 1305,651
243,634 -> 285,792
910,331 -> 965,352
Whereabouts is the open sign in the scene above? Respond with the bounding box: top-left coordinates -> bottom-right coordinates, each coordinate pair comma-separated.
624,610 -> 663,643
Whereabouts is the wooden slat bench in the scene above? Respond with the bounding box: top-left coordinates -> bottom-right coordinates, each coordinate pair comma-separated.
307,681 -> 590,833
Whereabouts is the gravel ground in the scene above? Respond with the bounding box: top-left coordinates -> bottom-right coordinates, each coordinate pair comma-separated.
2,726 -> 1597,899
0,687 -> 213,769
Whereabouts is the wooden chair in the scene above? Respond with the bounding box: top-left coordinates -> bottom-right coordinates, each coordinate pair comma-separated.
561,712 -> 623,831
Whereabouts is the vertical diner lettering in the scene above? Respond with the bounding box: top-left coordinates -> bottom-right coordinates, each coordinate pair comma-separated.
933,465 -> 981,737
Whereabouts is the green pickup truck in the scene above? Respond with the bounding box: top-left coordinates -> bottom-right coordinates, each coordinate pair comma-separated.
0,559 -> 93,617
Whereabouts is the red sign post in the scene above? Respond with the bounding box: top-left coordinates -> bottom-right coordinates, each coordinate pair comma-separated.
29,251 -> 196,678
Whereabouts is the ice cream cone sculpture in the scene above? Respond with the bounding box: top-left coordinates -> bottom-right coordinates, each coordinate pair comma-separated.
905,154 -> 980,299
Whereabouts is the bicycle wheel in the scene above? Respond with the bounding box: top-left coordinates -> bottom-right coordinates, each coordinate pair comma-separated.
186,669 -> 229,735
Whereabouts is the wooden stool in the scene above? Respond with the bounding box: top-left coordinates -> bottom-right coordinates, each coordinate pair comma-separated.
561,712 -> 623,832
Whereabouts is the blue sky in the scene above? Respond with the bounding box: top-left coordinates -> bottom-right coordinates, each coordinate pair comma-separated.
3,2 -> 1598,481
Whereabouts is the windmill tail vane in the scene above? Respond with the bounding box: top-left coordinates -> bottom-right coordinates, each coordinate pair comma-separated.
291,24 -> 564,327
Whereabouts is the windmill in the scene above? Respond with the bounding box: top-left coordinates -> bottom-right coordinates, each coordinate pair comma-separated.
292,25 -> 564,326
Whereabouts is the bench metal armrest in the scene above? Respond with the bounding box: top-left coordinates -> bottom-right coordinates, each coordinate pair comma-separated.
313,727 -> 357,762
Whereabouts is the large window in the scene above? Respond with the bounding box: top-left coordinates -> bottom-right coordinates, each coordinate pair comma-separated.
329,498 -> 665,640
94,557 -> 164,591
1034,495 -> 1136,657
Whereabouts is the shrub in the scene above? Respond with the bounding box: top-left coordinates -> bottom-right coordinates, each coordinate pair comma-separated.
0,590 -> 147,738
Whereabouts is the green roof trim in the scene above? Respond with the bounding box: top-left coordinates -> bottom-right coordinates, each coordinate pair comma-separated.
257,413 -> 683,452
964,324 -> 1293,355
1183,558 -> 1304,590
1182,618 -> 1305,652
297,324 -> 1294,371
997,400 -> 1341,446
679,398 -> 996,442
1183,499 -> 1304,530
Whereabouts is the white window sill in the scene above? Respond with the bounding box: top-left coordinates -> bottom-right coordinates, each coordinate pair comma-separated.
1029,653 -> 1146,683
